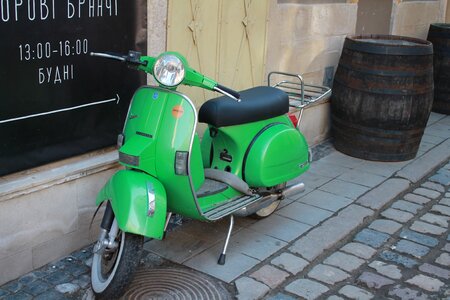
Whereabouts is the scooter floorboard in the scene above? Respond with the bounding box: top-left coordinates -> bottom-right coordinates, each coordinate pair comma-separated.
196,179 -> 228,197
203,194 -> 260,221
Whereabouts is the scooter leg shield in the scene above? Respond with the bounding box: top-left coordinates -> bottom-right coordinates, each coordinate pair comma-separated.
96,170 -> 167,240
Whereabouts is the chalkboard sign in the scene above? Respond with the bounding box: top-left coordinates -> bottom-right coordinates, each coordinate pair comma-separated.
0,0 -> 147,176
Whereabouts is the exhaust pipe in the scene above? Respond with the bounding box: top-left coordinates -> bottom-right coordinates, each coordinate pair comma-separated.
233,182 -> 305,217
282,182 -> 305,198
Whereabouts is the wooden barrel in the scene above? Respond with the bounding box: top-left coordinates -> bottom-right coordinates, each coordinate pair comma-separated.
332,35 -> 434,162
428,23 -> 450,114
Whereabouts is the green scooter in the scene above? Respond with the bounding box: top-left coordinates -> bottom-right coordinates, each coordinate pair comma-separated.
90,50 -> 310,298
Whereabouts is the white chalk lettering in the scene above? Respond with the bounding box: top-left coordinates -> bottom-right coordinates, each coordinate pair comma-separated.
28,0 -> 35,20
39,0 -> 48,20
3,0 -> 115,21
77,0 -> 84,17
67,0 -> 73,18
54,66 -> 61,84
88,0 -> 93,16
1,0 -> 10,21
14,0 -> 21,21
38,67 -> 45,84
1,0 -> 54,21
68,0 -> 117,18
38,65 -> 74,85
96,0 -> 101,17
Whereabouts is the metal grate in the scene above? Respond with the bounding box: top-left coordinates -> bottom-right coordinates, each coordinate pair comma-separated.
123,268 -> 232,299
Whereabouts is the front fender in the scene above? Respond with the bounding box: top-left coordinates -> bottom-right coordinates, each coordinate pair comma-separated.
96,170 -> 167,240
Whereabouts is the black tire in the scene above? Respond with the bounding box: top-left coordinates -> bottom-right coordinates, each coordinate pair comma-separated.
91,230 -> 143,299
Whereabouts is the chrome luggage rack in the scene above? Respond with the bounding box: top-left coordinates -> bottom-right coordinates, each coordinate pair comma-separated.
268,71 -> 332,126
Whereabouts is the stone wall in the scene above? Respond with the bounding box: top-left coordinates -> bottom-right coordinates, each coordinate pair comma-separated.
266,0 -> 358,145
0,150 -> 120,285
391,0 -> 446,39
447,0 -> 450,21
356,0 -> 392,35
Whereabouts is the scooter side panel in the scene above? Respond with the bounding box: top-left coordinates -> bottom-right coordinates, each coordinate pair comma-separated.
200,128 -> 213,168
96,170 -> 167,240
207,118 -> 284,178
205,114 -> 309,188
245,124 -> 310,187
119,87 -> 205,220
152,91 -> 206,219
206,115 -> 293,179
119,87 -> 165,175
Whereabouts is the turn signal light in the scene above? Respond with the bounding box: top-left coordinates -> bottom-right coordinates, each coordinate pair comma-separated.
175,151 -> 188,175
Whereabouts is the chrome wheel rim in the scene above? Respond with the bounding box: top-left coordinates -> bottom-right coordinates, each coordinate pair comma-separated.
91,230 -> 124,293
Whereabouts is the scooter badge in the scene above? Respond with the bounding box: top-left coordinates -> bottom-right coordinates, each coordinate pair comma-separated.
171,105 -> 184,118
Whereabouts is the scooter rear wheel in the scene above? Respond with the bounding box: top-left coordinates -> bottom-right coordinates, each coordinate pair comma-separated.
251,182 -> 286,219
252,200 -> 281,219
91,229 -> 143,299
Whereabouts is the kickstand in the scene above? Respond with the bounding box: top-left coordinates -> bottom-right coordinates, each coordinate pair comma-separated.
218,214 -> 234,265
162,212 -> 172,239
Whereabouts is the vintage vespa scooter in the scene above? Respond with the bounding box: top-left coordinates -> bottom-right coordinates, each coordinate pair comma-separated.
89,50 -> 311,298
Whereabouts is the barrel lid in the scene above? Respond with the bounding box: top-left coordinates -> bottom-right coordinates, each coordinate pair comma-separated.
430,23 -> 450,30
345,34 -> 433,56
428,23 -> 450,39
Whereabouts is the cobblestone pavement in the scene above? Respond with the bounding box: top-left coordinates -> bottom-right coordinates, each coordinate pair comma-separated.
0,113 -> 449,299
258,161 -> 450,300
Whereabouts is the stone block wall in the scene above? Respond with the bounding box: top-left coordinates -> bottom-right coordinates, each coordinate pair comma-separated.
266,0 -> 358,145
267,1 -> 357,85
0,150 -> 120,285
391,0 -> 446,39
447,0 -> 450,21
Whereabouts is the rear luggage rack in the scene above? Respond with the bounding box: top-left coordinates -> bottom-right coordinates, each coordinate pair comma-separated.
268,71 -> 332,126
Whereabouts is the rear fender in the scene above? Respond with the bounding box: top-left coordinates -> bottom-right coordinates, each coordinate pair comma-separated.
96,170 -> 167,240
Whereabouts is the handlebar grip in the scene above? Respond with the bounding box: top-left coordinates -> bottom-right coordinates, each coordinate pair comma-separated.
216,84 -> 241,100
90,51 -> 147,67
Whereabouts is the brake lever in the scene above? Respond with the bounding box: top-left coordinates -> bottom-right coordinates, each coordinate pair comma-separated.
90,51 -> 147,67
90,52 -> 126,61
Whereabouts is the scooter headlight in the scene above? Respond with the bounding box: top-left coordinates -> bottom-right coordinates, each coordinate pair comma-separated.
153,54 -> 185,87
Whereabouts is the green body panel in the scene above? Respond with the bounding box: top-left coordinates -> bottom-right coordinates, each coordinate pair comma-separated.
200,114 -> 309,187
95,170 -> 167,239
119,87 -> 164,174
201,116 -> 290,178
120,86 -> 205,220
245,123 -> 310,187
200,130 -> 213,168
191,135 -> 205,191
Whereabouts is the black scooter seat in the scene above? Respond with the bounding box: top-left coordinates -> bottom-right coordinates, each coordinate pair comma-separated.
199,86 -> 289,127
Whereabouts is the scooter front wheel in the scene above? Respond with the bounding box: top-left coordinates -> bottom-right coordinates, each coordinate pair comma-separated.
91,227 -> 143,299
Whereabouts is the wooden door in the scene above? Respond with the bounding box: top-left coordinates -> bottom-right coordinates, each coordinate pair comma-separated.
167,0 -> 269,109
